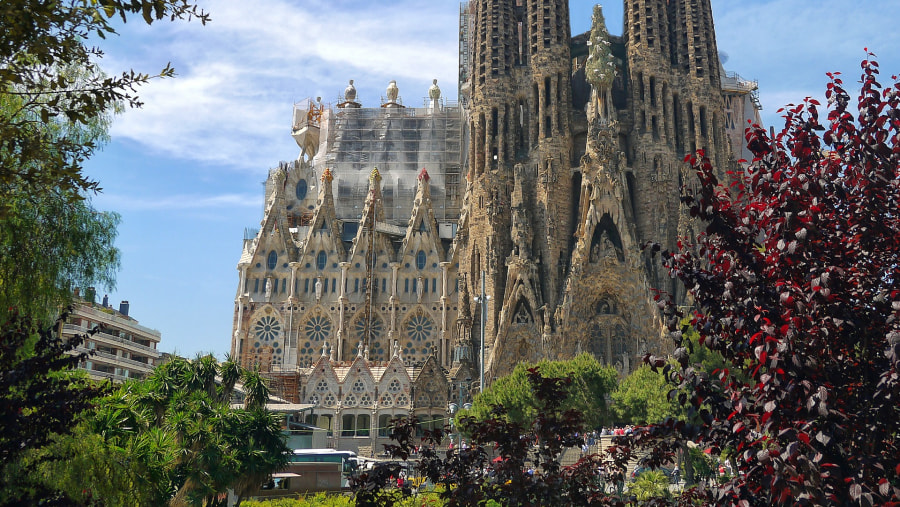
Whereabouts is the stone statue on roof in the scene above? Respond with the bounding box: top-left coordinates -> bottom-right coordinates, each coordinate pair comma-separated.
428,79 -> 441,100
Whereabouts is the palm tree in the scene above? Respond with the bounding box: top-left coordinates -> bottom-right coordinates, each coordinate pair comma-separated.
78,355 -> 288,506
218,355 -> 242,403
240,369 -> 270,410
628,469 -> 672,501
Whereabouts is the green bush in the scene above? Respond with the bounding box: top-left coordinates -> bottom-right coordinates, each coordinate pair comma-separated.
240,491 -> 447,506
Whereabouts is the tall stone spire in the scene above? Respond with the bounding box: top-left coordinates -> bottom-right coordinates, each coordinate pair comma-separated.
459,0 -> 575,379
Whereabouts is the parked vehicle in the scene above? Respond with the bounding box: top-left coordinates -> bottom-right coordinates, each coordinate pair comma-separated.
243,449 -> 358,501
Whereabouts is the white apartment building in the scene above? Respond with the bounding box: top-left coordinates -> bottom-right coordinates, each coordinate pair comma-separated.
62,298 -> 162,382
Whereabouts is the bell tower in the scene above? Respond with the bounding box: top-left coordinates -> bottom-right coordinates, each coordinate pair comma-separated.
459,0 -> 574,378
525,0 -> 572,315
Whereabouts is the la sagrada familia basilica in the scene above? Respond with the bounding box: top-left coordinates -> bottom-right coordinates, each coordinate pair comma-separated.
229,0 -> 761,451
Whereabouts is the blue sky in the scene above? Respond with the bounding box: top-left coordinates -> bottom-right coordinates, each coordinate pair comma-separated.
83,0 -> 900,359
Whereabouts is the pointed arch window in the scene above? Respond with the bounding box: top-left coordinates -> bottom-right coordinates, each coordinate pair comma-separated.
416,250 -> 427,270
378,414 -> 392,436
295,179 -> 308,200
267,251 -> 277,270
316,251 -> 327,270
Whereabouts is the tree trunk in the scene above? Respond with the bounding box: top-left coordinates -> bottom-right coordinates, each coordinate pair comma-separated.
680,442 -> 694,486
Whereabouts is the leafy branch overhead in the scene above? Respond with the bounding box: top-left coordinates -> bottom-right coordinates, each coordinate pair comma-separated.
0,0 -> 209,199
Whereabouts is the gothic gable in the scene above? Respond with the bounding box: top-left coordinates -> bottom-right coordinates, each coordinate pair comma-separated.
305,355 -> 340,408
399,168 -> 445,270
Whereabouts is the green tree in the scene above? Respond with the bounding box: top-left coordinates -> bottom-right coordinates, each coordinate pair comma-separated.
0,311 -> 110,505
0,2 -> 211,504
611,364 -> 682,425
460,353 -> 618,429
0,191 -> 121,323
611,322 -> 733,426
0,0 -> 207,323
0,60 -> 122,324
37,355 -> 290,506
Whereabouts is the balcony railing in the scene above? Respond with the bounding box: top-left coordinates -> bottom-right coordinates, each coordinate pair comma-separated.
74,346 -> 156,373
82,368 -> 129,383
63,324 -> 161,357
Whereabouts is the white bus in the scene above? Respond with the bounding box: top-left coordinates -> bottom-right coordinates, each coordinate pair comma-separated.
288,448 -> 359,488
245,449 -> 358,501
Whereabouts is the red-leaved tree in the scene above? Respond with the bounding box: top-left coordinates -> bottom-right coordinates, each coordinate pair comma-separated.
644,53 -> 900,505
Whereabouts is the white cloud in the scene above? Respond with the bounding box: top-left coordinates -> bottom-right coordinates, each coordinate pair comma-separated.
100,0 -> 459,172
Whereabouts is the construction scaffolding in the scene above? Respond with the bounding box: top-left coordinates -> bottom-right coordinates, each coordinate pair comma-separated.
721,70 -> 761,110
309,101 -> 464,226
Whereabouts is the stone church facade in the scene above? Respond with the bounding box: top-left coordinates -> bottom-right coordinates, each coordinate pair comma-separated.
229,0 -> 760,446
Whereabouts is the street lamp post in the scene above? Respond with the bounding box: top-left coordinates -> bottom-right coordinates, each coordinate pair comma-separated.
448,378 -> 472,449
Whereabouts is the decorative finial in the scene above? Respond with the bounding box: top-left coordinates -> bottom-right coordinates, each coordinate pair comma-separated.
321,168 -> 333,183
386,80 -> 399,103
417,167 -> 430,181
357,340 -> 364,358
369,167 -> 382,184
344,80 -> 357,102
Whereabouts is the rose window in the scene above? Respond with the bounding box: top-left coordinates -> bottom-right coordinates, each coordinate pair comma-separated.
355,316 -> 385,358
323,393 -> 336,407
405,314 -> 435,357
352,380 -> 366,393
396,394 -> 409,407
316,380 -> 329,392
306,315 -> 331,342
254,316 -> 281,344
360,394 -> 373,407
406,314 -> 433,341
379,393 -> 393,407
388,379 -> 401,393
343,393 -> 357,407
308,393 -> 320,406
300,315 -> 332,357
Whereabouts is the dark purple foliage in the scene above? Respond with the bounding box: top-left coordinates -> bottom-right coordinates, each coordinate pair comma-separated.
648,53 -> 900,506
0,309 -> 109,505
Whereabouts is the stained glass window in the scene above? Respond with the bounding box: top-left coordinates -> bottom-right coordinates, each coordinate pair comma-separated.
416,250 -> 426,270
295,179 -> 308,200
